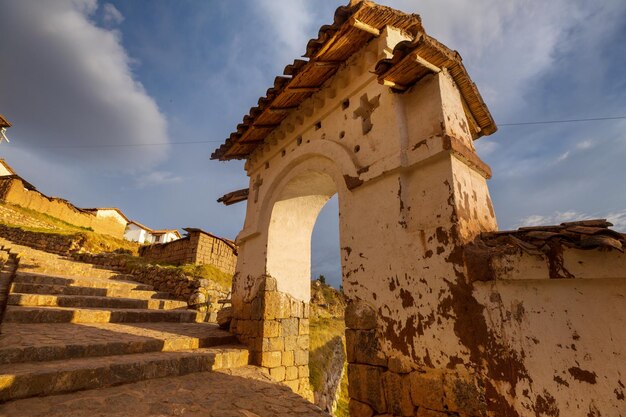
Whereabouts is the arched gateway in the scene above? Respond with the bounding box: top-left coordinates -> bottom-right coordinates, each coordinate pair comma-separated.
212,2 -> 626,416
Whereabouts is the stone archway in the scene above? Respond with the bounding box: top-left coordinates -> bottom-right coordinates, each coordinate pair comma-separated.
215,3 -> 499,414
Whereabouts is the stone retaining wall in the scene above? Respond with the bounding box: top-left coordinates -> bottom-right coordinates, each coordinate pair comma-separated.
73,253 -> 229,321
0,177 -> 126,238
139,229 -> 237,275
0,225 -> 85,256
230,275 -> 312,399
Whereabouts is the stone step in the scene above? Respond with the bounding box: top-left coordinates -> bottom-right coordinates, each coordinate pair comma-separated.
8,293 -> 188,310
10,282 -> 175,301
0,345 -> 249,402
0,322 -> 237,364
3,306 -> 207,324
13,271 -> 154,292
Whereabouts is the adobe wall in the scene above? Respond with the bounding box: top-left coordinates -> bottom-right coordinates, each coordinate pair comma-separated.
139,230 -> 237,275
0,178 -> 125,239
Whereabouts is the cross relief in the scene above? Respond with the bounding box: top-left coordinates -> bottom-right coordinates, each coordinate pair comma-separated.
353,93 -> 381,135
252,174 -> 263,203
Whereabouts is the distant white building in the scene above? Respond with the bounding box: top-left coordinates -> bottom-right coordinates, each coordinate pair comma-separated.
124,221 -> 153,243
124,221 -> 181,244
151,229 -> 182,244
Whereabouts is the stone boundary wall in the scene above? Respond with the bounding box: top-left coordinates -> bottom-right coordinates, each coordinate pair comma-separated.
0,247 -> 18,331
0,224 -> 85,256
73,253 -> 229,322
139,229 -> 237,275
231,275 -> 312,399
0,177 -> 125,239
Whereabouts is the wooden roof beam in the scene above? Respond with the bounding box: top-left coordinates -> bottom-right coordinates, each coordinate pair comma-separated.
269,106 -> 298,114
287,86 -> 321,93
349,17 -> 380,36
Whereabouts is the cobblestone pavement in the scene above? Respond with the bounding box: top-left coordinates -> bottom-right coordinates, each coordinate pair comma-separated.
0,366 -> 330,417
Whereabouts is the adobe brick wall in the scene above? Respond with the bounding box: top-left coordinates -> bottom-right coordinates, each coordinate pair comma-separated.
139,230 -> 237,275
0,177 -> 126,239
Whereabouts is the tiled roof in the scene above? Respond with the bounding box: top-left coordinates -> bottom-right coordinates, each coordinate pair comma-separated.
0,114 -> 11,128
475,219 -> 625,254
211,1 -> 423,161
373,33 -> 496,138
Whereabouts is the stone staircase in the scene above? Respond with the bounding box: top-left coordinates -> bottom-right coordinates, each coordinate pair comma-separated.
0,253 -> 249,403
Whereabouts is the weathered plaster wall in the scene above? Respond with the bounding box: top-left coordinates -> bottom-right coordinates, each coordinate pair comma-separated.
227,23 -> 625,417
0,178 -> 125,238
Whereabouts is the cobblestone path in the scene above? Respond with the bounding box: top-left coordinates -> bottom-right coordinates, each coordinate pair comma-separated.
0,366 -> 328,417
0,242 -> 327,415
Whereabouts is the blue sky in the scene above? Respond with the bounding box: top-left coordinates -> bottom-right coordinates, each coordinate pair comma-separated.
1,0 -> 625,288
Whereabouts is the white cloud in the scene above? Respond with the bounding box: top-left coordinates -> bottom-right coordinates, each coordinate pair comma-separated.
606,211 -> 626,232
254,0 -> 315,63
102,3 -> 124,26
555,151 -> 570,163
135,171 -> 182,188
518,210 -> 626,232
0,0 -> 169,172
518,210 -> 590,227
576,140 -> 594,150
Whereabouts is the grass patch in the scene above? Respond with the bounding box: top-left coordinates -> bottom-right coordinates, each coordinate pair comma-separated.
118,255 -> 233,292
178,263 -> 233,291
309,317 -> 349,417
0,202 -> 140,255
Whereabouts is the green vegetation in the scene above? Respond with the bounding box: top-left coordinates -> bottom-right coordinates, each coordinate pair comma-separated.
177,263 -> 233,291
0,202 -> 140,254
308,279 -> 349,415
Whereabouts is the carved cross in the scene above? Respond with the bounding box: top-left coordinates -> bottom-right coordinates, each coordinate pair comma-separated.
252,174 -> 263,203
353,93 -> 380,135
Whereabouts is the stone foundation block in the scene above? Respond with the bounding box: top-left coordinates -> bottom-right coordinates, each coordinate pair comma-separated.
281,317 -> 299,336
345,300 -> 377,330
298,365 -> 309,379
262,320 -> 281,338
284,335 -> 298,351
281,350 -> 295,366
442,372 -> 485,415
383,371 -> 414,416
349,399 -> 374,417
348,363 -> 387,413
297,335 -> 309,350
286,366 -> 299,380
262,337 -> 284,351
261,351 -> 282,368
298,318 -> 309,335
409,370 -> 444,411
269,366 -> 286,381
294,349 -> 308,366
346,329 -> 387,367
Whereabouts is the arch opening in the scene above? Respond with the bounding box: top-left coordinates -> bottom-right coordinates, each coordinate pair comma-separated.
266,170 -> 338,302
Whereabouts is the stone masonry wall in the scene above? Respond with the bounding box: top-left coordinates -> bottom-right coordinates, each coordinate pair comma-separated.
0,224 -> 86,256
0,177 -> 126,238
345,300 -> 486,417
139,229 -> 237,275
73,252 -> 229,322
138,236 -> 195,265
230,275 -> 312,399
